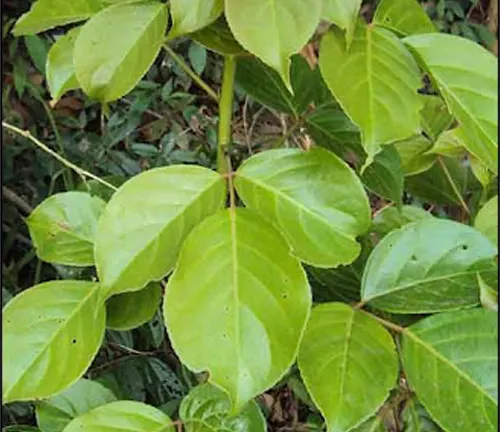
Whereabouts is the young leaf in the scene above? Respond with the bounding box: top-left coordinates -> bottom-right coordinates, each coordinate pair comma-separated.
106,282 -> 162,331
298,303 -> 398,432
401,396 -> 442,432
425,128 -> 467,158
235,148 -> 371,268
189,16 -> 246,56
322,0 -> 363,46
320,21 -> 423,166
164,208 -> 311,413
26,191 -> 106,266
46,27 -> 81,101
404,33 -> 498,174
3,281 -> 105,403
168,0 -> 223,40
394,135 -> 435,176
361,218 -> 497,313
225,0 -> 322,90
179,383 -> 266,431
13,0 -> 103,36
372,205 -> 433,238
401,309 -> 498,431
419,95 -> 454,142
62,401 -> 175,432
372,0 -> 436,36
74,2 -> 168,102
36,379 -> 117,432
361,145 -> 404,206
95,165 -> 225,298
474,195 -> 498,246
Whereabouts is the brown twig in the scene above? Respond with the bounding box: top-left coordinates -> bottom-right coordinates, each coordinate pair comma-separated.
2,186 -> 33,214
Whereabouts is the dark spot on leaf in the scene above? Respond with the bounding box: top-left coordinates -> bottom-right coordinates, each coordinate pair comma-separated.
411,255 -> 417,261
72,338 -> 77,344
384,17 -> 391,23
282,292 -> 288,299
462,245 -> 468,251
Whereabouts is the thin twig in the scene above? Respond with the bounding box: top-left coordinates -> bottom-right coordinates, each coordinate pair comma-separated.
2,122 -> 118,191
357,309 -> 406,333
162,43 -> 219,102
2,186 -> 33,213
437,156 -> 470,215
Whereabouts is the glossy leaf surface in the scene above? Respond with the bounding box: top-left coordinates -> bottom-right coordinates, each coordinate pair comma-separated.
298,303 -> 398,432
74,2 -> 167,102
164,208 -> 311,412
62,401 -> 174,432
26,191 -> 106,266
401,309 -> 498,431
235,148 -> 371,268
405,33 -> 498,174
106,282 -> 162,331
168,0 -> 223,40
225,0 -> 322,89
373,0 -> 436,36
46,28 -> 81,101
13,0 -> 103,36
36,379 -> 117,432
320,21 -> 422,165
179,383 -> 266,431
322,0 -> 362,46
362,219 -> 497,313
474,195 -> 498,247
3,281 -> 105,403
95,165 -> 225,298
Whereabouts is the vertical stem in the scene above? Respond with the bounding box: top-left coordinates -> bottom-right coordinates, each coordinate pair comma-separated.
437,156 -> 470,216
217,56 -> 236,175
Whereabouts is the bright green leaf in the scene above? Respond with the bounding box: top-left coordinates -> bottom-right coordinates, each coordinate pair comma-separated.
3,281 -> 105,403
235,148 -> 371,268
164,208 -> 311,413
474,195 -> 498,246
401,308 -> 498,431
95,165 -> 225,298
225,0 -> 322,90
401,396 -> 442,432
62,401 -> 175,432
372,205 -> 433,238
419,94 -> 454,142
189,16 -> 246,56
36,379 -> 117,432
426,128 -> 467,158
298,303 -> 398,432
13,0 -> 103,36
106,282 -> 162,331
322,0 -> 362,46
373,0 -> 436,36
361,218 -> 497,313
404,33 -> 498,174
46,28 -> 81,101
394,135 -> 435,176
74,2 -> 167,102
26,191 -> 106,267
168,0 -> 223,40
179,383 -> 266,431
352,416 -> 387,432
320,21 -> 423,166
470,155 -> 493,188
478,274 -> 498,310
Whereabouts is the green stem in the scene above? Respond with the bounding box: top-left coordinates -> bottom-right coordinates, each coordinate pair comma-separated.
162,43 -> 218,102
217,56 -> 236,175
437,156 -> 470,216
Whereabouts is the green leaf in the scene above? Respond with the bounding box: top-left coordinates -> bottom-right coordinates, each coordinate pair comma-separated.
235,148 -> 371,268
470,155 -> 493,188
46,28 -> 81,101
189,16 -> 246,56
62,401 -> 175,432
3,427 -> 41,432
361,145 -> 404,205
74,2 -> 168,102
3,281 -> 105,403
425,128 -> 467,158
372,205 -> 433,238
164,208 -> 311,413
479,274 -> 498,310
95,165 -> 225,298
106,282 -> 162,331
394,135 -> 435,176
36,379 -> 117,432
419,95 -> 454,142
179,383 -> 266,431
320,21 -> 423,166
188,42 -> 207,75
373,0 -> 436,36
76,175 -> 126,202
404,33 -> 498,174
401,309 -> 498,431
25,35 -> 50,74
322,0 -> 362,46
474,195 -> 498,246
361,218 -> 497,313
401,396 -> 442,432
168,0 -> 223,40
13,0 -> 103,36
298,303 -> 398,432
352,416 -> 387,432
26,191 -> 106,267
225,0 -> 322,90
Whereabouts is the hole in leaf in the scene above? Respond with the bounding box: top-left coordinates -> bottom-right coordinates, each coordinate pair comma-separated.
72,338 -> 77,344
282,292 -> 288,299
411,255 -> 417,261
462,245 -> 468,251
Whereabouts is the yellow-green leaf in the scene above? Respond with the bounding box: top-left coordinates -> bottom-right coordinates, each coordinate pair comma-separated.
3,281 -> 105,403
373,0 -> 436,36
168,0 -> 223,40
475,195 -> 498,247
322,0 -> 362,46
